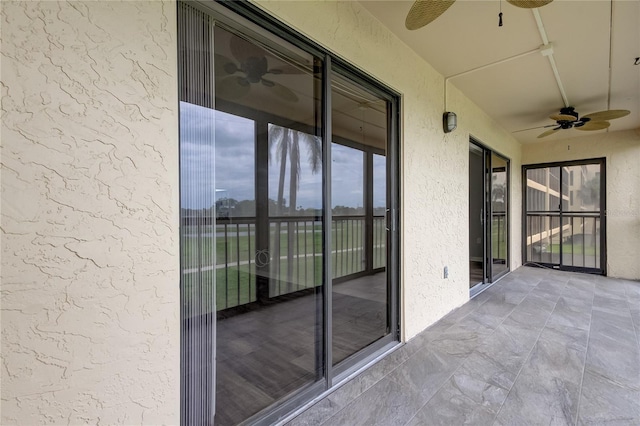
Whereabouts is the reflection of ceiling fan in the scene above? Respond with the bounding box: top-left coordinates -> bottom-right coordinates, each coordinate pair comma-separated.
216,36 -> 301,102
536,107 -> 630,138
405,0 -> 553,30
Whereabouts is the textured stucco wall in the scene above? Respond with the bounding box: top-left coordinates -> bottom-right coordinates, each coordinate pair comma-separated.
1,1 -> 180,424
523,129 -> 640,280
254,0 -> 523,340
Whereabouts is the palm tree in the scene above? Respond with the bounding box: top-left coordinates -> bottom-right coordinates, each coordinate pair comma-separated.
269,124 -> 322,291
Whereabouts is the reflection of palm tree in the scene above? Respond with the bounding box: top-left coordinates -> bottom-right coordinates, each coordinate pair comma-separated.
269,125 -> 322,288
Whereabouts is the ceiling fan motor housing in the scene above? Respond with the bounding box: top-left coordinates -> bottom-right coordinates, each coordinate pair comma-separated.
559,106 -> 578,120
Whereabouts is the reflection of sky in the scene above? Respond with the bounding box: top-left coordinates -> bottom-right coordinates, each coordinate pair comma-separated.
180,102 -> 387,210
373,154 -> 386,208
332,144 -> 363,208
180,102 -> 216,209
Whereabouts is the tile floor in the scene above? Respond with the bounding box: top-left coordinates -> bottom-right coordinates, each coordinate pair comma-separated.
285,266 -> 640,425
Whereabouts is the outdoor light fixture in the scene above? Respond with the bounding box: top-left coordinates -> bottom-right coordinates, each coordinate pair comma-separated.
443,111 -> 457,133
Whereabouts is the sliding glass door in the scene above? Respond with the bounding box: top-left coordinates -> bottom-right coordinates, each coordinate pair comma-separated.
469,141 -> 510,292
469,143 -> 486,287
523,159 -> 605,274
178,2 -> 399,424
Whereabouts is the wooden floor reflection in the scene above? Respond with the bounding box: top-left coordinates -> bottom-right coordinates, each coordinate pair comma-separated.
215,272 -> 387,425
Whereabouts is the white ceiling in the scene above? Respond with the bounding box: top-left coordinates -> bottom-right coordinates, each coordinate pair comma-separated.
360,0 -> 640,144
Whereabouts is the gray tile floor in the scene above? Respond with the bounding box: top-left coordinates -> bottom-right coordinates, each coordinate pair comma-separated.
286,266 -> 640,426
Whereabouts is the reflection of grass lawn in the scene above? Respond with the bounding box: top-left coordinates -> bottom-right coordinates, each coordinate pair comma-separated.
183,254 -> 326,312
182,220 -> 387,313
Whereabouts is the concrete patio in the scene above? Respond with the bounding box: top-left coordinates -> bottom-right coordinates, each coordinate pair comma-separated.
286,266 -> 640,425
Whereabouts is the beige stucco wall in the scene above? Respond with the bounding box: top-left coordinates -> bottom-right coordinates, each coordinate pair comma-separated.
523,129 -> 640,280
1,1 -> 180,424
254,0 -> 523,340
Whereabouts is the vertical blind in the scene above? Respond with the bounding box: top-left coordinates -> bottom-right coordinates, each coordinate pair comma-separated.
178,3 -> 216,425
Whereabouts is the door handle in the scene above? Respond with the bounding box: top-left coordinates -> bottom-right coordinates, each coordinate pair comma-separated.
386,208 -> 390,232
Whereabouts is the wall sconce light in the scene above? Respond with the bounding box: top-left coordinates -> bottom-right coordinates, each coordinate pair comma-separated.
443,112 -> 457,133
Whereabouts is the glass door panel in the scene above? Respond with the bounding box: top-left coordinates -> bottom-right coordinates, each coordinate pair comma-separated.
178,9 -> 325,423
212,26 -> 324,425
469,143 -> 485,287
491,153 -> 509,280
523,161 -> 604,273
330,71 -> 390,366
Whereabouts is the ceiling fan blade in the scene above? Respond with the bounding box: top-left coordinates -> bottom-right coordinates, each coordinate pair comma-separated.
215,54 -> 239,75
537,127 -> 561,138
576,121 -> 611,131
512,124 -> 557,133
405,0 -> 455,30
549,113 -> 577,122
216,76 -> 251,100
507,0 -> 553,8
582,109 -> 630,122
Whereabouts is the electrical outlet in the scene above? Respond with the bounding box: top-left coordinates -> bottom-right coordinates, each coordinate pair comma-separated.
444,266 -> 449,279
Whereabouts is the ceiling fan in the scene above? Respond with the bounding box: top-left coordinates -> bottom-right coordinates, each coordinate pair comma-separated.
216,36 -> 301,102
405,0 -> 554,30
536,107 -> 630,138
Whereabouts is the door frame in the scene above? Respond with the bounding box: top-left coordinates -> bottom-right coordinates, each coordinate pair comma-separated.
521,158 -> 607,275
469,138 -> 511,296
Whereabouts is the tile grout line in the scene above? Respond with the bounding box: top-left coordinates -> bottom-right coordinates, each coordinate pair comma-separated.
323,275 -> 526,426
315,346 -> 414,426
573,281 -> 596,426
318,271 -> 549,425
491,277 -> 570,426
401,273 -> 544,426
400,282 -> 519,426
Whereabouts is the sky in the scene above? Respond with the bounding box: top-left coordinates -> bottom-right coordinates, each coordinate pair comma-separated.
180,102 -> 386,211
